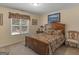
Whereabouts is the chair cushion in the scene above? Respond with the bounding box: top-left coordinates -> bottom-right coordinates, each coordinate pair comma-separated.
66,39 -> 79,44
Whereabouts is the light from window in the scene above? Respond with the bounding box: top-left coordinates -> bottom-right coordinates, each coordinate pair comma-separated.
11,18 -> 29,35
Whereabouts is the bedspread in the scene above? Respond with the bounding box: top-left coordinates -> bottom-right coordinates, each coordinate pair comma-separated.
27,31 -> 65,54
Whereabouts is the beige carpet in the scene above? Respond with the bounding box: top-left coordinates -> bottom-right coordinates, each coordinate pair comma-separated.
54,45 -> 79,55
0,41 -> 79,55
0,42 -> 38,55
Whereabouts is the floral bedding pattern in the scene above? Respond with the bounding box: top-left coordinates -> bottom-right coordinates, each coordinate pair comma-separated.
48,30 -> 65,54
27,30 -> 65,54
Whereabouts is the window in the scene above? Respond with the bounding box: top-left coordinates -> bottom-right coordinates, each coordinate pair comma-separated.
11,18 -> 29,35
9,12 -> 30,35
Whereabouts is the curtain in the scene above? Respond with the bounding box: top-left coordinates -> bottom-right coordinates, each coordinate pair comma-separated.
9,12 -> 30,20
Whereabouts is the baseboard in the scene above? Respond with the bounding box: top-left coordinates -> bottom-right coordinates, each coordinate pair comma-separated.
0,40 -> 23,48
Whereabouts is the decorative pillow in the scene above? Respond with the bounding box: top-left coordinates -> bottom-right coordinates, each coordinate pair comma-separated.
53,30 -> 62,35
44,29 -> 55,35
45,24 -> 52,30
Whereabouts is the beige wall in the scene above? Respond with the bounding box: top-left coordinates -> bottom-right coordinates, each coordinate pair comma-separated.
40,6 -> 79,32
61,7 -> 79,32
0,6 -> 40,47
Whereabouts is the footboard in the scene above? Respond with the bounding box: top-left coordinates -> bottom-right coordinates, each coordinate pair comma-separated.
25,36 -> 49,55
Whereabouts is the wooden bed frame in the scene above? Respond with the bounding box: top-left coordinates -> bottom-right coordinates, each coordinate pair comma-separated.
25,22 -> 65,55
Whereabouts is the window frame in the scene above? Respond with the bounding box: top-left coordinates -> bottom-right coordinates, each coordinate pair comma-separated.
11,18 -> 29,35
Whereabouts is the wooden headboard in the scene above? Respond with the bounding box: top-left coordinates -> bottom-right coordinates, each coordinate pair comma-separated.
45,22 -> 65,34
52,22 -> 65,34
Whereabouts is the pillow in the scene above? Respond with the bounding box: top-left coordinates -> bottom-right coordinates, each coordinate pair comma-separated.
45,24 -> 52,30
44,29 -> 55,35
53,30 -> 62,35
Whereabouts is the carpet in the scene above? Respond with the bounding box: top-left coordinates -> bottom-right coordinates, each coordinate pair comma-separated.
0,52 -> 9,55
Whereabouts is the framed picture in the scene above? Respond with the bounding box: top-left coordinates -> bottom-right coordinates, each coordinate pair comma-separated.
48,13 -> 60,24
0,14 -> 3,25
32,19 -> 38,25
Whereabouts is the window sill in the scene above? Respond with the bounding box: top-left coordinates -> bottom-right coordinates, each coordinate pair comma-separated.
11,32 -> 29,35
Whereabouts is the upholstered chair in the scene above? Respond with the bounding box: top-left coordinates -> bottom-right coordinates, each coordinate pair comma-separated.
65,31 -> 79,48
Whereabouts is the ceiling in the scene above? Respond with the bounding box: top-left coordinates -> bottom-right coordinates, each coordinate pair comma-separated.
0,3 -> 79,15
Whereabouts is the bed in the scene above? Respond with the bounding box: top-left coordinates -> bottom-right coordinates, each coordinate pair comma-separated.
25,22 -> 65,55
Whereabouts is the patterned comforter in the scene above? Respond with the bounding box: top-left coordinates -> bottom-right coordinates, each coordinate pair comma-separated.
27,30 -> 65,54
